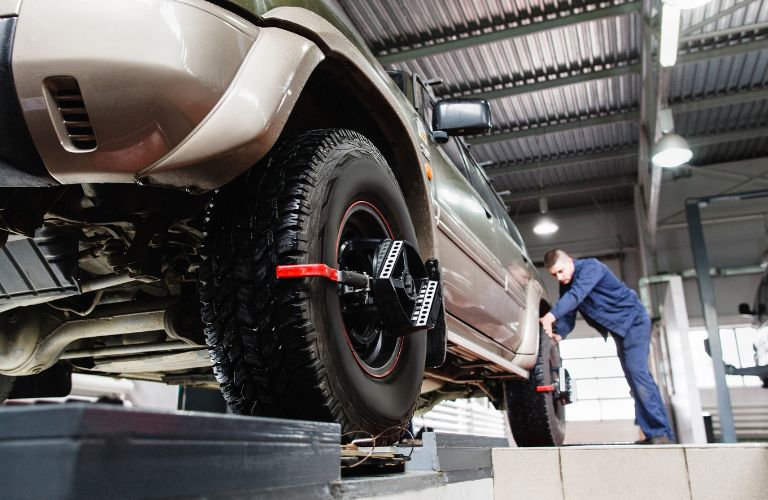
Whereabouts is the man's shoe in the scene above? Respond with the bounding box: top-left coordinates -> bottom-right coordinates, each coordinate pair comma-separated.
634,435 -> 674,445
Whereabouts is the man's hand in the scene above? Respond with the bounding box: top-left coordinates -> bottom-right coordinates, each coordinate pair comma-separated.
539,312 -> 562,344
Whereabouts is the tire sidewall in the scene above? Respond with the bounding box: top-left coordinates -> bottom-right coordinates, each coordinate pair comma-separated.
306,144 -> 426,422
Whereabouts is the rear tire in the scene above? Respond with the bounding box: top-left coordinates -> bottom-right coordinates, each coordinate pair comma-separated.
199,129 -> 425,442
505,330 -> 566,446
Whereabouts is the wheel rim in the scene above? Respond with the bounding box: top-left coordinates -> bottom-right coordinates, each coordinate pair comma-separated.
336,201 -> 403,378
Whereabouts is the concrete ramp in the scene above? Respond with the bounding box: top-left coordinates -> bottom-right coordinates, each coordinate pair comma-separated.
493,444 -> 768,500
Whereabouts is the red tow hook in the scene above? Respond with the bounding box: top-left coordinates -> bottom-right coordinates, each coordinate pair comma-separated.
276,264 -> 369,288
536,384 -> 556,393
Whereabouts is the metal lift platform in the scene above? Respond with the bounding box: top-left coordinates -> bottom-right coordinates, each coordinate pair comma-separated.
0,404 -> 506,499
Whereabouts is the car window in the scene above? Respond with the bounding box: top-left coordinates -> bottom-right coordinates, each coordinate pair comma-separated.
442,137 -> 470,180
416,77 -> 434,130
503,214 -> 527,252
462,145 -> 499,207
462,144 -> 527,252
387,70 -> 407,95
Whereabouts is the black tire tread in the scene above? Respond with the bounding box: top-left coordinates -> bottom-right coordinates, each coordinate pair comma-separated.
199,129 -> 414,437
505,332 -> 565,446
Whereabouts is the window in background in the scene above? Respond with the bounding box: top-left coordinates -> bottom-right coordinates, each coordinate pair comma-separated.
688,326 -> 762,388
559,337 -> 635,421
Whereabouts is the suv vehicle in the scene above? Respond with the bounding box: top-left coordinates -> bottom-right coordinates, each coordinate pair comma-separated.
0,0 -> 569,445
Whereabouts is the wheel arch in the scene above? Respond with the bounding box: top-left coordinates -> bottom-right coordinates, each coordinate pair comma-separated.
259,7 -> 437,258
279,57 -> 436,258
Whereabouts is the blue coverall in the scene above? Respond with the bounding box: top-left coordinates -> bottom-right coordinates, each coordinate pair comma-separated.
551,258 -> 675,441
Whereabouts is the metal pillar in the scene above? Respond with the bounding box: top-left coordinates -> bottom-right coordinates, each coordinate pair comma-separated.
685,201 -> 736,442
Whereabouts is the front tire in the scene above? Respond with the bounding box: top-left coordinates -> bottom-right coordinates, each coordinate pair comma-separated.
505,331 -> 567,446
200,129 -> 425,441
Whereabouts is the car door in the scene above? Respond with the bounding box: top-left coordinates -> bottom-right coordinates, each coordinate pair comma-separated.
410,76 -> 512,341
462,148 -> 531,350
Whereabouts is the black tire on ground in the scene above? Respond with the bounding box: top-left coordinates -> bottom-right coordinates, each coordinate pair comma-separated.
199,129 -> 426,442
0,374 -> 15,404
505,330 -> 566,446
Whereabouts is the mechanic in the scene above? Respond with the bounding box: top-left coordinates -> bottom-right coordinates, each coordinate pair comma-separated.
539,249 -> 676,445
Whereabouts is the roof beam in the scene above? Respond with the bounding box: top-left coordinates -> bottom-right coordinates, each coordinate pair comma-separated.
691,155 -> 768,171
450,62 -> 640,101
486,146 -> 638,178
677,37 -> 768,65
502,176 -> 636,203
680,21 -> 768,43
670,87 -> 768,113
514,200 -> 635,219
467,110 -> 639,145
688,126 -> 768,147
376,2 -> 641,64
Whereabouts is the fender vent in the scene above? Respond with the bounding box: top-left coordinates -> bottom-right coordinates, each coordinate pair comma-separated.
43,76 -> 97,152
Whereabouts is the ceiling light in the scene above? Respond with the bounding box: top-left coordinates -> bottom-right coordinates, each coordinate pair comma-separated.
652,132 -> 693,168
533,196 -> 558,235
533,218 -> 559,235
660,0 -> 715,67
659,4 -> 681,67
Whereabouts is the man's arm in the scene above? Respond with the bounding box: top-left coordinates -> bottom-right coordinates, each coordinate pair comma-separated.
556,309 -> 576,337
550,260 -> 606,319
540,309 -> 575,342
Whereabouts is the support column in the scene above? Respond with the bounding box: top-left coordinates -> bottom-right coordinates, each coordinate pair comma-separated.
685,201 -> 736,443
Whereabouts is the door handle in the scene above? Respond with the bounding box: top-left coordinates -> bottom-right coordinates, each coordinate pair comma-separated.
484,207 -> 493,219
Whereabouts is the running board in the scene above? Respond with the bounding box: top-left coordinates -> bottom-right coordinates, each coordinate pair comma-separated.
446,329 -> 528,379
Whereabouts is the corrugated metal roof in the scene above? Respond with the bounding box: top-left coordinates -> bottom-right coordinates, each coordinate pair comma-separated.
470,122 -> 638,163
676,100 -> 768,135
680,0 -> 768,36
507,185 -> 635,215
487,73 -> 640,130
690,136 -> 768,164
492,155 -> 638,192
342,0 -> 633,56
336,0 -> 768,213
670,52 -> 768,100
388,13 -> 640,96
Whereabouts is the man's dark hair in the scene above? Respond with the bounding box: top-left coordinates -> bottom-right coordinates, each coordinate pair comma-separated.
543,249 -> 568,269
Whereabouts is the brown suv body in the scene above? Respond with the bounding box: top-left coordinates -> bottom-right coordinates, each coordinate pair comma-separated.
0,0 -> 561,444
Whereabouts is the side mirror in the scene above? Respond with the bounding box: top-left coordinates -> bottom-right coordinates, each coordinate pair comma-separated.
738,303 -> 754,316
432,98 -> 492,137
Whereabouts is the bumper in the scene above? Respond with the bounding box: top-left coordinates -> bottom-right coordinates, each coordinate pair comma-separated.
0,16 -> 54,186
10,0 -> 323,191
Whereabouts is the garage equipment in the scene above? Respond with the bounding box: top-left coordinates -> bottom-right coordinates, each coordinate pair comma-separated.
277,239 -> 442,335
686,188 -> 768,443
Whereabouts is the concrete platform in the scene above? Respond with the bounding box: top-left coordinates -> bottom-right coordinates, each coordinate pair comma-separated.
493,443 -> 768,500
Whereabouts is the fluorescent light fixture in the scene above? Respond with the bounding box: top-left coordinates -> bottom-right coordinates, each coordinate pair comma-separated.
533,218 -> 559,235
659,4 -> 681,67
660,0 -> 715,67
652,132 -> 693,168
